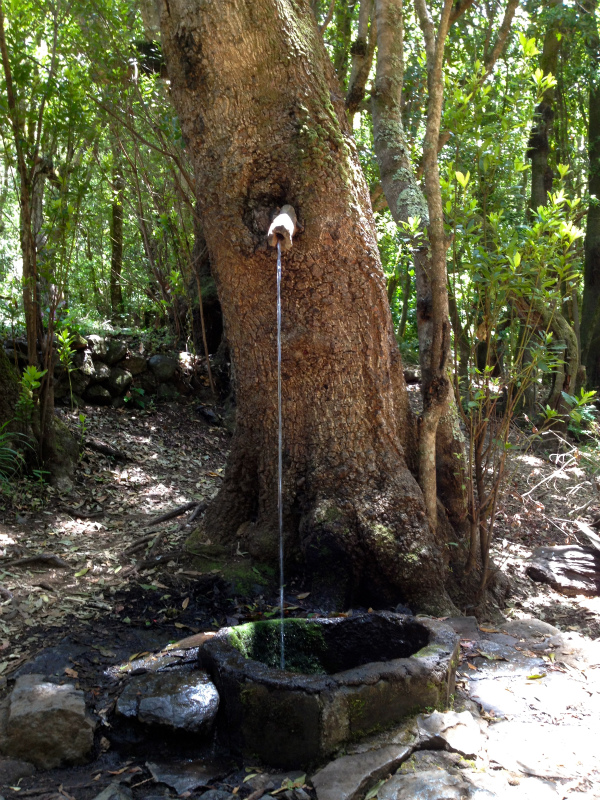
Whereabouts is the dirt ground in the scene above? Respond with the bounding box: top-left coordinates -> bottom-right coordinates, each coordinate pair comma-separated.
0,397 -> 599,797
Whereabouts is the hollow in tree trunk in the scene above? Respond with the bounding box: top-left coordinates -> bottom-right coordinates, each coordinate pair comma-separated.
158,0 -> 454,612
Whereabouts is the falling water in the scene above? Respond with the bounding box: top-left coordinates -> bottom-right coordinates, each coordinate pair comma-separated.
277,240 -> 285,670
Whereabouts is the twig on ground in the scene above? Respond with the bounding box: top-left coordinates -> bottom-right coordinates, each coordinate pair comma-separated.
568,498 -> 598,516
3,553 -> 70,569
148,501 -> 198,526
85,438 -> 128,460
187,501 -> 207,525
123,533 -> 156,555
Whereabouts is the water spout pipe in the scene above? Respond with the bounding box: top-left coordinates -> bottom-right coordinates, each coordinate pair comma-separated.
267,205 -> 298,251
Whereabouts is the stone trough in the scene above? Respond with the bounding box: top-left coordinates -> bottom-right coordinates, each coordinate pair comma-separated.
199,611 -> 460,768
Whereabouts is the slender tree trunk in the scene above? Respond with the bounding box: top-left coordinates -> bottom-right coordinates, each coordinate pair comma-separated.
159,0 -> 453,612
346,0 -> 376,115
110,152 -> 125,319
581,0 -> 600,387
527,0 -> 562,214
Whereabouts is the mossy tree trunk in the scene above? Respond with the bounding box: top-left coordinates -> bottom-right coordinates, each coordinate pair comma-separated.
158,0 -> 453,611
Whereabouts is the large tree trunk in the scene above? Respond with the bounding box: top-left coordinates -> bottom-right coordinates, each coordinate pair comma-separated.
158,0 -> 453,612
581,0 -> 600,388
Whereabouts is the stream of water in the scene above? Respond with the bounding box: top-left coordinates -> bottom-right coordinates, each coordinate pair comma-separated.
277,240 -> 285,670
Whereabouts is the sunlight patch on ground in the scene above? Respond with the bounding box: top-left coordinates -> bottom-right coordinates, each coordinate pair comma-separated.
516,454 -> 546,467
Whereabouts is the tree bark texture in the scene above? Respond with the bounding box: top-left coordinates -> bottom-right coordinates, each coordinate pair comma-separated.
110,162 -> 125,319
581,0 -> 600,388
527,0 -> 561,214
158,0 -> 451,611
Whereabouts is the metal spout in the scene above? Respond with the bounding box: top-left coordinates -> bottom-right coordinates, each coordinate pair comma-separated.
268,204 -> 298,252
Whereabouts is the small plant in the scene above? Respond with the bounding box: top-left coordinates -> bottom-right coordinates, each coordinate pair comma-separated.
0,422 -> 27,483
56,327 -> 78,409
124,386 -> 146,409
15,366 -> 48,426
77,412 -> 88,458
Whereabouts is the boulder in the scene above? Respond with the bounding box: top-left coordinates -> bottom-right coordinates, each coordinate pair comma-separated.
87,334 -> 107,360
105,339 -> 128,365
116,670 -> 219,734
148,354 -> 178,382
135,372 -> 158,394
93,361 -> 111,382
108,367 -> 133,396
120,354 -> 147,376
499,618 -> 561,640
69,368 -> 92,396
85,385 -> 112,405
73,349 -> 96,376
5,674 -> 95,769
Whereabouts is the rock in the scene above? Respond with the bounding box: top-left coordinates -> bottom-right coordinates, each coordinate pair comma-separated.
69,368 -> 92,396
526,545 -> 600,596
5,674 -> 95,769
499,619 -> 560,641
87,335 -> 108,360
445,616 -> 480,638
135,372 -> 158,394
311,745 -> 411,800
85,385 -> 113,405
92,783 -> 133,800
148,354 -> 178,381
105,339 -> 128,365
47,416 -> 79,493
146,759 -> 229,794
377,769 -> 484,799
116,670 -> 219,733
120,355 -> 147,376
108,367 -> 133,396
156,383 -> 178,401
73,349 -> 96,376
0,757 -> 35,784
72,333 -> 88,350
198,792 -> 233,800
417,710 -> 484,758
93,361 -> 111,382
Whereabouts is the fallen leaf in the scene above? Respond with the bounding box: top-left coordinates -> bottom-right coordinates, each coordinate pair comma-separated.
182,597 -> 190,610
467,662 -> 477,670
527,673 -> 546,680
64,667 -> 78,678
296,592 -> 310,600
74,567 -> 90,577
479,626 -> 499,633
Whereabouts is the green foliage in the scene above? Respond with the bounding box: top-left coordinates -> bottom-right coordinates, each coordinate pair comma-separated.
0,421 -> 26,482
15,366 -> 47,426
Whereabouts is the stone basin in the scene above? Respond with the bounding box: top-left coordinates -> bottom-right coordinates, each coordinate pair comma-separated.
199,611 -> 459,768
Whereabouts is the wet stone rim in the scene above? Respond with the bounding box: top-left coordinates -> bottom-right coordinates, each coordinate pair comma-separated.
199,611 -> 460,768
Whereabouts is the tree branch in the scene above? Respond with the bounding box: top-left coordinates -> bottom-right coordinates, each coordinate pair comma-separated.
483,0 -> 520,78
319,0 -> 336,32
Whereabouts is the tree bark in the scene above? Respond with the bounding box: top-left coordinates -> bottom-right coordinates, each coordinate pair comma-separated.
527,0 -> 562,214
110,155 -> 125,319
158,0 -> 452,612
581,0 -> 600,388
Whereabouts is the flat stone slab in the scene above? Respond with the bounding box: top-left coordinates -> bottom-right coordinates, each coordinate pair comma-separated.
416,710 -> 485,757
116,670 -> 219,733
526,545 -> 600,596
311,744 -> 411,800
146,758 -> 230,793
5,674 -> 95,769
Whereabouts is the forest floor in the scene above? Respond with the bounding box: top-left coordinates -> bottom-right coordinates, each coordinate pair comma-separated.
0,396 -> 599,798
